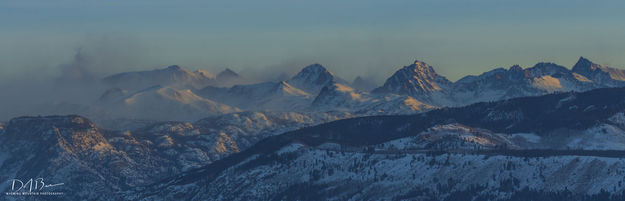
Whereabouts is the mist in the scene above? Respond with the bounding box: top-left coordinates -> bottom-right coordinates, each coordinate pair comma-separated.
0,36 -> 381,121
3,0 -> 625,121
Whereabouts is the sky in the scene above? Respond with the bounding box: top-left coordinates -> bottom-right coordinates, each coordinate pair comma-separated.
1,0 -> 625,83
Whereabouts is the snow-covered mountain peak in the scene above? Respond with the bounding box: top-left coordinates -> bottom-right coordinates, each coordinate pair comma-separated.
373,59 -> 451,97
411,59 -> 434,72
213,68 -> 244,87
572,56 -> 597,73
288,63 -> 337,93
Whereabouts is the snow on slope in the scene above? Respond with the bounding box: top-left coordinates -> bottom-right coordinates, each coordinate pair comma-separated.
99,86 -> 240,121
373,60 -> 453,105
199,81 -> 314,111
137,141 -> 625,201
313,83 -> 435,115
102,65 -> 216,91
382,122 -> 625,151
383,123 -> 518,150
0,116 -> 143,200
573,57 -> 625,84
531,75 -> 563,93
0,111 -> 354,201
376,57 -> 625,107
288,63 -> 347,94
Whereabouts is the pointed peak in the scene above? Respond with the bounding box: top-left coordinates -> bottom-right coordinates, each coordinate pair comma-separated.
291,63 -> 332,81
399,59 -> 438,76
352,76 -> 377,91
572,56 -> 599,73
288,63 -> 336,92
293,63 -> 332,79
577,56 -> 592,64
574,56 -> 595,67
217,68 -> 240,78
221,68 -> 237,74
373,59 -> 450,96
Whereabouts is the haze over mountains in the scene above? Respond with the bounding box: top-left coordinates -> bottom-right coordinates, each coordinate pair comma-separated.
2,56 -> 624,124
73,56 -> 625,126
3,56 -> 625,200
4,86 -> 625,200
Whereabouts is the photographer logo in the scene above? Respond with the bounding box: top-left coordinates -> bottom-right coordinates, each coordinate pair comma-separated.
4,178 -> 64,196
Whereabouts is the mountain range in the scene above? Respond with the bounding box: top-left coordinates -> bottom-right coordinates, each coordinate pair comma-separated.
3,86 -> 625,200
93,57 -> 625,124
127,87 -> 625,201
374,57 -> 625,106
3,56 -> 625,200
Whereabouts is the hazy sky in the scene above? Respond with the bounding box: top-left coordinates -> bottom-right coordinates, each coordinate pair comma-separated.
1,0 -> 625,83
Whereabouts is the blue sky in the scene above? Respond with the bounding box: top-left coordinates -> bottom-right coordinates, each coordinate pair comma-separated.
1,0 -> 625,82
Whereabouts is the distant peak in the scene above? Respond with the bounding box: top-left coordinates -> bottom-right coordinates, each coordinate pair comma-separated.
402,59 -> 436,74
223,68 -> 236,73
289,63 -> 335,90
572,56 -> 599,73
578,56 -> 591,64
292,63 -> 332,80
217,68 -> 240,78
166,65 -> 183,71
299,63 -> 329,74
574,57 -> 594,67
352,76 -> 377,91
